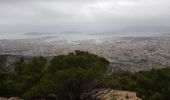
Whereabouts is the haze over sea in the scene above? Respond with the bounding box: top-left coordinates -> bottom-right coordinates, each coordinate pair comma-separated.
0,32 -> 159,43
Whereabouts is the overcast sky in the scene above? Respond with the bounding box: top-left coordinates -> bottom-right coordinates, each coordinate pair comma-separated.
0,0 -> 170,33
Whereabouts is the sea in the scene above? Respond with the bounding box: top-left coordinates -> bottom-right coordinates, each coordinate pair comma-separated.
0,32 -> 159,43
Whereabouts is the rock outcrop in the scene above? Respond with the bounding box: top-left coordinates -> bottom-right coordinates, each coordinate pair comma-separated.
0,97 -> 22,100
83,89 -> 141,100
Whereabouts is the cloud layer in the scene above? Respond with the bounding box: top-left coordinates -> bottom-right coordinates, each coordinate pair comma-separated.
0,0 -> 170,33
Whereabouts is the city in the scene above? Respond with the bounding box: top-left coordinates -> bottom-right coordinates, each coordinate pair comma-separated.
0,34 -> 170,72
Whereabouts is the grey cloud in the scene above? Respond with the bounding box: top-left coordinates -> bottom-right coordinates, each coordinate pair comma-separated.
0,0 -> 170,33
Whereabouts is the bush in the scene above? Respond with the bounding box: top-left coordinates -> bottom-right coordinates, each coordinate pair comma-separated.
0,51 -> 109,100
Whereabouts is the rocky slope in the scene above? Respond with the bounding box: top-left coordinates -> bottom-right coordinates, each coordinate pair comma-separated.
83,89 -> 141,100
0,97 -> 22,100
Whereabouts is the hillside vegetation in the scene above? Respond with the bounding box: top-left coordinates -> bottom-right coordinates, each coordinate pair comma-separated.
0,51 -> 109,100
103,68 -> 170,100
0,51 -> 170,100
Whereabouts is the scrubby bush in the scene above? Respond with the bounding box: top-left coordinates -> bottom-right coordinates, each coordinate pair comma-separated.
0,51 -> 109,100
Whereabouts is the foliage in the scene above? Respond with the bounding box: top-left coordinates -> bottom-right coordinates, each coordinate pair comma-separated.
1,51 -> 170,100
103,69 -> 170,100
0,51 -> 109,100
